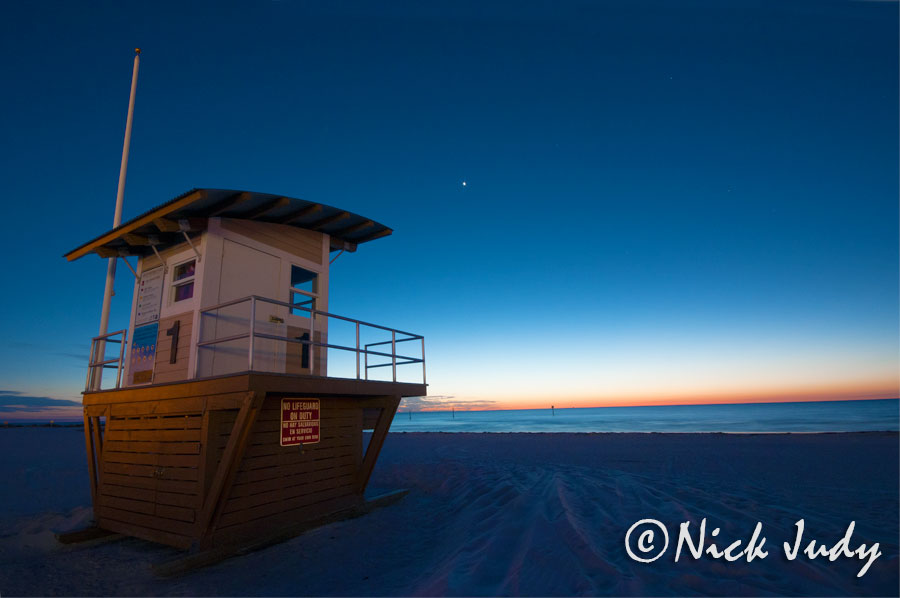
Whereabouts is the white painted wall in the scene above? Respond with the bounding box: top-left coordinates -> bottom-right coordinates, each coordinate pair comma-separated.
122,218 -> 331,385
123,236 -> 205,386
193,218 -> 330,378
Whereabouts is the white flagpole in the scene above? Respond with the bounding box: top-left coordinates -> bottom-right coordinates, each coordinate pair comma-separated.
94,48 -> 140,389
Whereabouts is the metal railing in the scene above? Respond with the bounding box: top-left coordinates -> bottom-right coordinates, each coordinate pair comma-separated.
85,329 -> 128,391
197,295 -> 425,384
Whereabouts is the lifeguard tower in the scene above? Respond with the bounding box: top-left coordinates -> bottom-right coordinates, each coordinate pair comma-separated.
64,188 -> 426,557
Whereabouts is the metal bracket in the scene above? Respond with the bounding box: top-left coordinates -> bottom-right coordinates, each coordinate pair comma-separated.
150,244 -> 166,273
117,252 -> 139,280
180,221 -> 201,261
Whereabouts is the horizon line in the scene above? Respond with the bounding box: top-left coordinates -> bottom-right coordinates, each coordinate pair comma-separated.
401,395 -> 900,413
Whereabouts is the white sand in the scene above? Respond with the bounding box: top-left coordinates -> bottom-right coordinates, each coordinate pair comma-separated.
0,428 -> 896,596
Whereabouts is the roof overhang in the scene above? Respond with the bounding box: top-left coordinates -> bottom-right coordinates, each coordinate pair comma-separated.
65,188 -> 393,261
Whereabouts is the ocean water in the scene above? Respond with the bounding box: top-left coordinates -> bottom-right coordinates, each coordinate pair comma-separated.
389,398 -> 900,433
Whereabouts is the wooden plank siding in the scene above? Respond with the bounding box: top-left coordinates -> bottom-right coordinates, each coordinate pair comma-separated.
153,312 -> 194,384
219,218 -> 324,265
97,410 -> 206,548
81,374 -> 405,551
210,397 -> 364,538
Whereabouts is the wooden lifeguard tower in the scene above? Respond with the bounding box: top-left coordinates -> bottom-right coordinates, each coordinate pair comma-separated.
64,188 -> 426,557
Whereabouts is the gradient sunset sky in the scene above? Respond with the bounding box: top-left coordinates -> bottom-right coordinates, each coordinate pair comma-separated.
0,0 -> 897,418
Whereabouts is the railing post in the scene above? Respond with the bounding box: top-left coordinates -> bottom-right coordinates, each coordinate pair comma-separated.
391,331 -> 397,382
309,304 -> 315,375
355,322 -> 360,379
421,337 -> 426,385
85,340 -> 96,392
92,339 -> 105,392
116,331 -> 127,388
364,344 -> 368,380
249,296 -> 256,371
93,338 -> 105,392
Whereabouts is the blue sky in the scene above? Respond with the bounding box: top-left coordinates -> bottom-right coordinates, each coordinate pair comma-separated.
0,0 -> 896,414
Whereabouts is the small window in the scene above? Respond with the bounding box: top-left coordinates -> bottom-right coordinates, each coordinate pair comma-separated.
172,259 -> 196,303
290,265 -> 318,316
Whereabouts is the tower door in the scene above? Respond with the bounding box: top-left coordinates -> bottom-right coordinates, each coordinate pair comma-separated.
209,239 -> 286,375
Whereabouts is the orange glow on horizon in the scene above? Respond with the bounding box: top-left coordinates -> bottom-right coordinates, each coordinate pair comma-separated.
413,382 -> 899,412
3,383 -> 897,418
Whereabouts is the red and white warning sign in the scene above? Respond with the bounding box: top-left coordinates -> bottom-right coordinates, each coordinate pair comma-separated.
280,398 -> 320,446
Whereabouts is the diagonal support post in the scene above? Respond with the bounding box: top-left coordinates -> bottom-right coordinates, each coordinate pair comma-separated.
195,391 -> 264,550
356,395 -> 400,493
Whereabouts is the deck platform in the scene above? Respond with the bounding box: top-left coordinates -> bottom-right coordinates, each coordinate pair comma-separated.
81,373 -> 425,551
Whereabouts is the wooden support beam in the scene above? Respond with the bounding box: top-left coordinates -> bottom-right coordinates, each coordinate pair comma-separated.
328,237 -> 358,253
152,217 -> 206,232
99,219 -> 205,257
354,228 -> 393,244
277,203 -> 322,225
94,246 -> 122,258
356,395 -> 400,493
184,218 -> 208,230
331,219 -> 374,238
92,413 -> 105,487
122,233 -> 152,246
56,527 -> 121,546
209,192 -> 253,216
195,391 -> 264,549
309,211 -> 351,231
85,404 -> 107,417
153,217 -> 181,232
66,189 -> 207,261
240,197 -> 290,220
83,414 -> 98,513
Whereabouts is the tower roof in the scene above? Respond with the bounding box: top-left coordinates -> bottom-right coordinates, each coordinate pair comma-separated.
65,188 -> 392,261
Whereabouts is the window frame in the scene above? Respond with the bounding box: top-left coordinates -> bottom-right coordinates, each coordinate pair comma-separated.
170,257 -> 197,305
288,264 -> 319,319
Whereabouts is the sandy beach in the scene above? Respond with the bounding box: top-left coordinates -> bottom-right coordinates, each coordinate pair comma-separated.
0,428 -> 896,596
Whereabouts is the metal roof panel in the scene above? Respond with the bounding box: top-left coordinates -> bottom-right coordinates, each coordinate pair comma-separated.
64,188 -> 393,261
